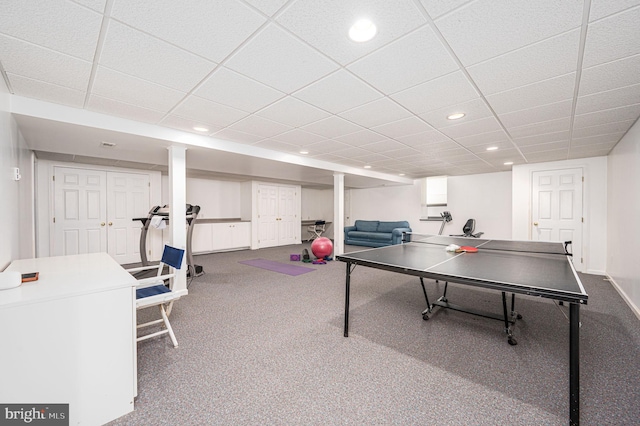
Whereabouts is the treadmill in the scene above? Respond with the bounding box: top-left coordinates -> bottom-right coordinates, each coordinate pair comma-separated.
133,204 -> 204,277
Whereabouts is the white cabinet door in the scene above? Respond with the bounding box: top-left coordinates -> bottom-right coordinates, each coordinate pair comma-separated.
278,186 -> 298,246
258,185 -> 279,248
192,223 -> 213,253
257,184 -> 299,248
231,222 -> 250,248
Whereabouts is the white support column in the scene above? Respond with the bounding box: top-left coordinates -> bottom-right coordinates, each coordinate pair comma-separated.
333,173 -> 345,256
168,145 -> 187,293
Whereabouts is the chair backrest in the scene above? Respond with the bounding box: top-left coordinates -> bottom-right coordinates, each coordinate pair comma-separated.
462,219 -> 476,234
161,245 -> 185,270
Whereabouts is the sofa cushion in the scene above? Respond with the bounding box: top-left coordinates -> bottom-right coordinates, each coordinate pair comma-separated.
347,231 -> 392,241
355,220 -> 379,232
377,221 -> 409,232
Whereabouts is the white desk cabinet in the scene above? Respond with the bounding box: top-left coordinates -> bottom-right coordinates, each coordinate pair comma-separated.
192,221 -> 250,253
1,253 -> 137,425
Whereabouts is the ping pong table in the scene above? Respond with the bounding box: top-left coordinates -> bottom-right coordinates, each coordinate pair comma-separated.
337,234 -> 588,425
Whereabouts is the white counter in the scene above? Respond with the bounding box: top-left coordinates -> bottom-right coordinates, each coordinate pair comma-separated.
1,253 -> 137,425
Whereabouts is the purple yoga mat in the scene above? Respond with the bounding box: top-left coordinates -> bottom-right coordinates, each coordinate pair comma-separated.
238,259 -> 316,276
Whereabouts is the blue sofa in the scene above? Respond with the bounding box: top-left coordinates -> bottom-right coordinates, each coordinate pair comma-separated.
344,220 -> 412,248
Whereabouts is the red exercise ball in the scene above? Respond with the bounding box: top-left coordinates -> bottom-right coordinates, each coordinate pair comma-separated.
311,237 -> 333,259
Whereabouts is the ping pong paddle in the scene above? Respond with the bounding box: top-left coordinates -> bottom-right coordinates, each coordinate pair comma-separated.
456,246 -> 478,253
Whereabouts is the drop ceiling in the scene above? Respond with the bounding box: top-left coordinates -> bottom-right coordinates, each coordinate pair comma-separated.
1,0 -> 639,188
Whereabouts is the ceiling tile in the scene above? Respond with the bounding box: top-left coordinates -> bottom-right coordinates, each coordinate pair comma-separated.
513,131 -> 570,146
520,140 -> 570,153
195,67 -> 284,113
583,6 -> 640,68
300,116 -> 363,139
589,0 -> 640,21
575,83 -> 640,115
87,95 -> 167,124
371,116 -> 436,138
244,0 -> 289,16
271,129 -> 327,146
435,0 -> 583,66
93,66 -> 186,112
573,103 -> 640,128
74,0 -> 106,13
171,95 -> 249,128
339,97 -> 411,127
225,24 -> 338,93
454,129 -> 511,148
276,0 -> 426,65
391,71 -> 478,115
467,29 -> 581,95
0,35 -> 92,90
252,139 -> 300,153
293,69 -> 381,114
507,117 -> 571,138
499,99 -> 573,129
420,98 -> 492,129
523,148 -> 569,162
359,140 -> 409,153
348,25 -> 458,95
572,119 -> 636,138
0,0 -> 102,61
572,132 -> 625,147
568,144 -> 616,158
111,0 -> 266,62
7,74 -> 86,108
418,0 -> 471,19
226,114 -> 293,138
486,73 -> 576,114
579,54 -> 640,96
256,96 -> 330,127
438,116 -> 502,139
395,130 -> 451,147
211,128 -> 264,144
159,114 -> 223,135
100,21 -> 216,92
333,130 -> 387,146
303,139 -> 352,154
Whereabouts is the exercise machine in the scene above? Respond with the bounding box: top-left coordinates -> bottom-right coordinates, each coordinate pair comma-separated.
133,204 -> 204,277
438,211 -> 452,235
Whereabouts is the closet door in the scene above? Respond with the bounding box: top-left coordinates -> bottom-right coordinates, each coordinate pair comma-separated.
53,167 -> 107,256
277,185 -> 298,246
257,184 -> 279,248
107,172 -> 150,264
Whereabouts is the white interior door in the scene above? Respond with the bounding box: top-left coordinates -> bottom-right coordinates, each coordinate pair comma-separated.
53,167 -> 107,256
278,186 -> 298,246
531,168 -> 583,269
257,184 -> 278,248
107,172 -> 150,264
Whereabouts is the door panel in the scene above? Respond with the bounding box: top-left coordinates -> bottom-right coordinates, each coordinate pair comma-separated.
107,172 -> 150,264
54,167 -> 107,256
531,168 -> 583,270
258,185 -> 278,248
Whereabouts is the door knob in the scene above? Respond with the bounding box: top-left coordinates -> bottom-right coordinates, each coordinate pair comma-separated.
101,222 -> 105,226
533,222 -> 538,226
108,222 -> 113,226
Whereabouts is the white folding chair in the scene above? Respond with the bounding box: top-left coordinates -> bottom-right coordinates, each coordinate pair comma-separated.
307,220 -> 326,241
126,245 -> 185,347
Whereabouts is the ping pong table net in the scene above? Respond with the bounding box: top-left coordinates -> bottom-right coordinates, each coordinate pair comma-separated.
403,233 -> 573,256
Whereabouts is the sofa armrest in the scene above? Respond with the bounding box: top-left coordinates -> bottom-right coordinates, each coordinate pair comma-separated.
391,228 -> 412,244
344,225 -> 357,235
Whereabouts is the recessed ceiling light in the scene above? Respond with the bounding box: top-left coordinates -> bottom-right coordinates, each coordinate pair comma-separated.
193,126 -> 209,132
447,113 -> 465,120
486,146 -> 498,151
399,173 -> 405,176
300,150 -> 309,155
349,19 -> 377,42
364,165 -> 372,169
504,161 -> 514,165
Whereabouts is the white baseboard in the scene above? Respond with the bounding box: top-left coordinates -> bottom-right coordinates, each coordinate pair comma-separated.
605,275 -> 640,321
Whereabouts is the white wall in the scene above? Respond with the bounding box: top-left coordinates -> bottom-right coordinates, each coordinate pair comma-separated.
348,172 -> 512,238
512,157 -> 608,274
0,78 -> 34,269
301,188 -> 334,238
607,119 -> 640,316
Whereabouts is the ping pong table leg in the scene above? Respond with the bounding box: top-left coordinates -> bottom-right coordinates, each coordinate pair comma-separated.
569,303 -> 580,425
344,262 -> 352,337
